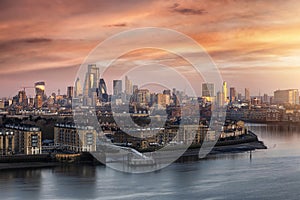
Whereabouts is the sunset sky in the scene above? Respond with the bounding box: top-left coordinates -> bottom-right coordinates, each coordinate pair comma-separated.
1,0 -> 300,97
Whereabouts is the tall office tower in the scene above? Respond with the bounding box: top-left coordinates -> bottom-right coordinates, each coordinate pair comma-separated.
74,78 -> 82,97
229,87 -> 236,102
237,93 -> 242,101
132,85 -> 138,93
83,64 -> 99,97
222,81 -> 228,103
98,78 -> 108,102
202,83 -> 215,97
157,93 -> 170,107
67,86 -> 74,99
35,81 -> 45,108
136,89 -> 150,104
245,88 -> 250,101
113,80 -> 122,96
18,90 -> 27,106
274,89 -> 299,105
125,76 -> 133,95
216,91 -> 224,107
263,94 -> 269,103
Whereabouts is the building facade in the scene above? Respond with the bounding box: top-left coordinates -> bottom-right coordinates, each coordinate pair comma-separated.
2,124 -> 42,155
54,124 -> 97,152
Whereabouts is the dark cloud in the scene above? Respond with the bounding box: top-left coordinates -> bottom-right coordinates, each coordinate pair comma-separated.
104,23 -> 127,27
24,38 -> 52,43
170,3 -> 206,15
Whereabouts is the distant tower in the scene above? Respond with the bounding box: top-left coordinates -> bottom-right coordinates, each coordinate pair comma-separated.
216,91 -> 224,107
83,64 -> 99,97
230,87 -> 236,102
222,81 -> 228,103
35,81 -> 45,108
67,86 -> 74,99
125,76 -> 133,95
245,88 -> 250,101
98,78 -> 108,102
113,80 -> 122,97
202,83 -> 215,97
74,78 -> 82,97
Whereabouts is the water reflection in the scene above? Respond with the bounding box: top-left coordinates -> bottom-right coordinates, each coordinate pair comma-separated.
0,124 -> 300,200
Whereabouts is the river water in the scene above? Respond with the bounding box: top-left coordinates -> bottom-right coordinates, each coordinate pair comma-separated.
1,123 -> 300,200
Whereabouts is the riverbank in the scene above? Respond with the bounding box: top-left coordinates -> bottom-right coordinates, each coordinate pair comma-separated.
0,131 -> 266,170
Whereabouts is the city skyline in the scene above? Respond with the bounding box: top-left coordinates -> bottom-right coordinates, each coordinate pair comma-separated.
1,0 -> 300,97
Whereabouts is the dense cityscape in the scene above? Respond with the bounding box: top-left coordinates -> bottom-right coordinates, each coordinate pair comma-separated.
0,63 -> 298,157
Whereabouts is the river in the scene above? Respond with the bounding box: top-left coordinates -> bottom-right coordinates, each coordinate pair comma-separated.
1,123 -> 300,200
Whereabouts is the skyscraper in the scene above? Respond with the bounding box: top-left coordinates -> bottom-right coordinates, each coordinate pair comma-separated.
245,88 -> 250,101
113,80 -> 122,97
67,86 -> 74,99
74,78 -> 82,97
274,89 -> 299,105
98,78 -> 108,102
222,81 -> 228,103
229,87 -> 236,102
125,76 -> 133,95
202,83 -> 215,97
216,91 -> 224,107
35,81 -> 45,108
83,64 -> 99,97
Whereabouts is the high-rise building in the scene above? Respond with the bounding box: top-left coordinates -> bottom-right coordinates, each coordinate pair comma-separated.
18,90 -> 27,106
67,86 -> 74,99
133,85 -> 138,93
35,81 -> 45,108
222,82 -> 228,103
98,78 -> 108,102
229,87 -> 236,102
136,89 -> 150,104
237,93 -> 242,101
113,80 -> 122,96
216,91 -> 224,107
202,83 -> 215,97
274,89 -> 299,105
157,93 -> 170,107
83,64 -> 99,97
245,88 -> 250,101
125,76 -> 133,95
263,94 -> 269,103
74,78 -> 82,97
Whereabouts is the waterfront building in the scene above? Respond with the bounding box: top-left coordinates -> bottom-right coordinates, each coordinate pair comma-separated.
0,129 -> 14,155
4,124 -> 42,155
54,123 -> 97,152
274,89 -> 299,105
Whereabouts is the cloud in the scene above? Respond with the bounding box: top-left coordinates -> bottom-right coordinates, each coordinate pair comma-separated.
173,8 -> 206,15
104,23 -> 127,27
24,38 -> 53,43
170,3 -> 206,15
